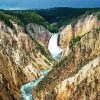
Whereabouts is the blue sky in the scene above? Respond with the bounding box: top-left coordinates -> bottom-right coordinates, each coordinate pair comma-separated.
0,0 -> 100,10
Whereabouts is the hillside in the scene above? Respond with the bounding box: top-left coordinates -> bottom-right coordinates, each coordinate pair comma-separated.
58,11 -> 100,49
32,12 -> 100,100
0,8 -> 100,100
0,10 -> 58,33
0,10 -> 53,48
0,13 -> 54,99
35,7 -> 100,31
1,8 -> 100,33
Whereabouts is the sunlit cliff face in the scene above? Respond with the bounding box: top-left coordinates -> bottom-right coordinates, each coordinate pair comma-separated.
32,12 -> 100,99
0,21 -> 53,100
58,14 -> 100,49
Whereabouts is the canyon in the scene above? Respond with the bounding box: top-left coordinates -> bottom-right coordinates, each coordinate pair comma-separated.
0,20 -> 53,100
0,9 -> 100,100
32,12 -> 100,100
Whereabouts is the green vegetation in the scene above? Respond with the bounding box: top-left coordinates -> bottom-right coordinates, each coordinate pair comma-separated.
0,8 -> 100,32
44,58 -> 51,66
0,10 -> 53,60
30,36 -> 53,61
98,13 -> 100,20
1,10 -> 47,27
95,12 -> 100,21
96,27 -> 100,33
0,11 -> 21,29
47,24 -> 58,33
0,10 -> 57,32
69,26 -> 100,49
35,7 -> 100,30
32,62 -> 37,67
36,43 -> 53,61
69,36 -> 81,49
0,8 -> 86,32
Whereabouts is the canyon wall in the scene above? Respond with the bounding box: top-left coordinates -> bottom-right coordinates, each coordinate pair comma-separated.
0,21 -> 53,100
26,23 -> 51,48
58,14 -> 100,49
32,24 -> 100,100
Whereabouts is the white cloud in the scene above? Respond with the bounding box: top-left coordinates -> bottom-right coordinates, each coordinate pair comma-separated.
5,7 -> 22,10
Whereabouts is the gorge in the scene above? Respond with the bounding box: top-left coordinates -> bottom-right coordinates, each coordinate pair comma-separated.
0,8 -> 100,100
21,33 -> 63,100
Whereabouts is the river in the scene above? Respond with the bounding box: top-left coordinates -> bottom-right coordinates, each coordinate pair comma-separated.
20,33 -> 62,100
21,69 -> 51,100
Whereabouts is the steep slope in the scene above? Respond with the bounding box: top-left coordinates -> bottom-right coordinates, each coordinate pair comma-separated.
1,9 -> 100,100
35,7 -> 100,31
58,12 -> 100,49
26,23 -> 51,48
0,19 -> 53,100
32,27 -> 100,100
0,11 -> 52,48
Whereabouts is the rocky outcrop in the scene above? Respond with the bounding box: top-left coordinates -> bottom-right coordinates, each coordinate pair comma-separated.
0,21 -> 53,100
55,57 -> 100,100
26,23 -> 51,48
32,27 -> 100,100
58,14 -> 100,49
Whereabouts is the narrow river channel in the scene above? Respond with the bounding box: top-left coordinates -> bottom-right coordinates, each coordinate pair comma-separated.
20,33 -> 63,100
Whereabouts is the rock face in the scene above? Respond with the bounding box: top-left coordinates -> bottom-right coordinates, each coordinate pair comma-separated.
32,27 -> 100,100
0,21 -> 53,100
58,14 -> 100,49
26,23 -> 51,48
1,10 -> 100,100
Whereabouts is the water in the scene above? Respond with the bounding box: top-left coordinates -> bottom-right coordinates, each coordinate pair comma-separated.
48,33 -> 63,58
21,33 -> 62,100
21,69 -> 51,100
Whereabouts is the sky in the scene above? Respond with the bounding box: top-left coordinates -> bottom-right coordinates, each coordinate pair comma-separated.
0,0 -> 100,10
